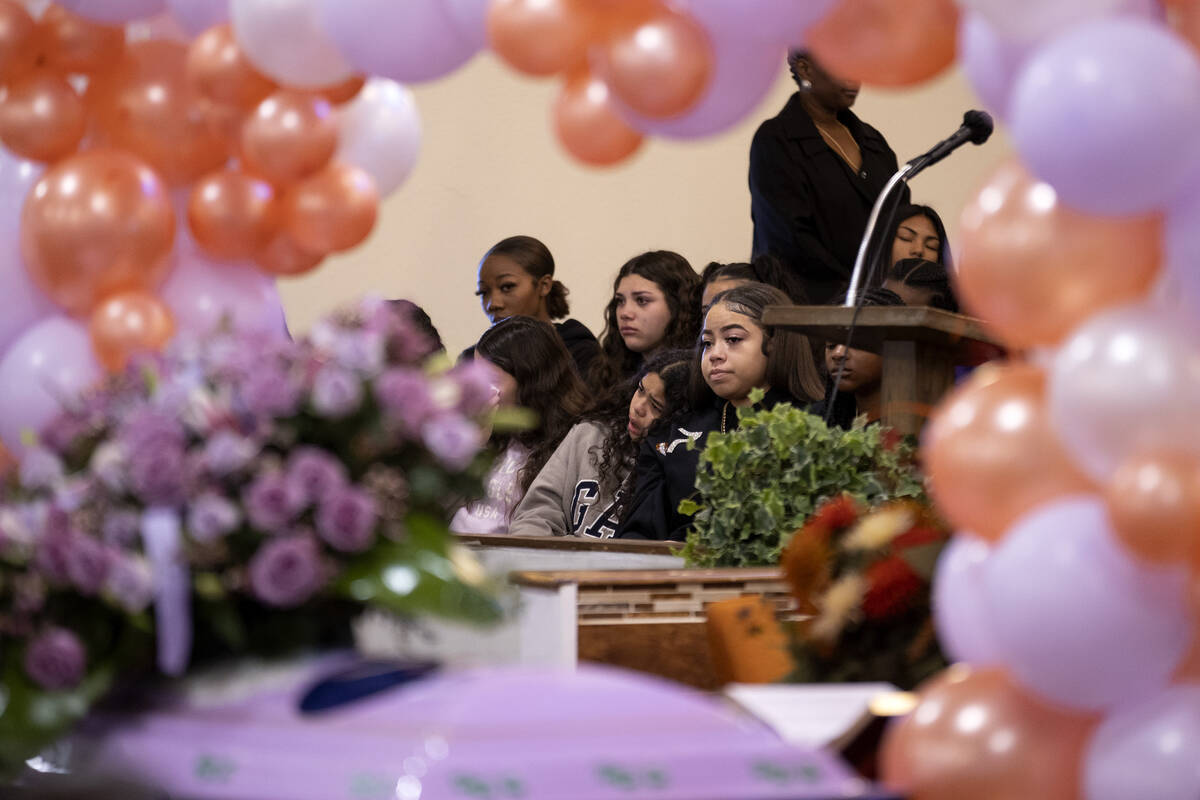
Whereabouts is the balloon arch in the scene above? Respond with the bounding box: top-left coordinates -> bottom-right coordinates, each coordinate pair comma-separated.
0,1 -> 1199,797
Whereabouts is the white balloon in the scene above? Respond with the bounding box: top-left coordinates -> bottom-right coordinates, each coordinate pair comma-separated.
337,79 -> 422,197
58,0 -> 166,24
230,0 -> 353,89
0,316 -> 102,453
1048,303 -> 1200,482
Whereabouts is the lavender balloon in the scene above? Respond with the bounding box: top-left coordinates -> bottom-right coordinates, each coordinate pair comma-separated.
0,150 -> 52,355
165,0 -> 230,35
314,0 -> 478,84
959,12 -> 1034,118
1010,18 -> 1200,215
161,252 -> 286,339
620,34 -> 782,140
443,0 -> 489,53
932,534 -> 1004,665
1048,304 -> 1200,482
58,0 -> 165,23
680,0 -> 836,45
1084,686 -> 1200,800
0,316 -> 102,453
982,496 -> 1192,711
1163,182 -> 1200,313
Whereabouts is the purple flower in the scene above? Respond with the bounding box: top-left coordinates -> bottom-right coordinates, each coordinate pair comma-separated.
286,447 -> 347,505
311,365 -> 363,419
104,555 -> 154,613
24,627 -> 86,690
117,408 -> 185,453
126,442 -> 187,506
330,329 -> 386,376
19,447 -> 64,490
239,365 -> 302,419
243,471 -> 306,532
202,430 -> 259,477
373,368 -> 435,432
66,534 -> 111,595
315,485 -> 378,553
53,476 -> 94,513
248,536 -> 325,608
186,492 -> 242,543
39,413 -> 92,453
33,511 -> 73,585
12,572 -> 46,615
422,413 -> 482,471
452,360 -> 501,416
101,508 -> 141,547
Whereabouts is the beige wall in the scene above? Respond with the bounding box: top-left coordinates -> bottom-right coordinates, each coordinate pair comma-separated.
278,54 -> 1012,355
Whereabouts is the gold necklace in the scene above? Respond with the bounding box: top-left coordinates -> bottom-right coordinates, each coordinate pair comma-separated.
815,120 -> 860,170
721,402 -> 729,434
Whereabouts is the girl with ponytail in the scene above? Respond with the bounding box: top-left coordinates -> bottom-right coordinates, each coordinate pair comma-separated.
472,235 -> 601,377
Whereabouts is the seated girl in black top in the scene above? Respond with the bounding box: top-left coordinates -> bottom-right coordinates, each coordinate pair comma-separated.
616,283 -> 825,541
471,235 -> 600,377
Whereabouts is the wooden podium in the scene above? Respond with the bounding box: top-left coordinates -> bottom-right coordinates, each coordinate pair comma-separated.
762,305 -> 1000,437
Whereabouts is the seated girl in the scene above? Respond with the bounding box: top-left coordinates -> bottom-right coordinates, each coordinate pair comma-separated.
698,253 -> 810,309
818,287 -> 905,428
471,235 -> 600,377
588,251 -> 700,391
616,283 -> 825,541
883,257 -> 959,312
888,204 -> 950,267
450,316 -> 589,534
508,348 -> 692,538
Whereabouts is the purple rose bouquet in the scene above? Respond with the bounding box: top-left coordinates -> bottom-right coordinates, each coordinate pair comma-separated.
0,297 -> 507,774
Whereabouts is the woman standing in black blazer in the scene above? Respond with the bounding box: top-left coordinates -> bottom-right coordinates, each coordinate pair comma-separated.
749,50 -> 907,306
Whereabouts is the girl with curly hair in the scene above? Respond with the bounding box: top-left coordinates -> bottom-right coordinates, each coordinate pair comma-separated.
509,348 -> 692,538
450,316 -> 589,534
587,251 -> 700,391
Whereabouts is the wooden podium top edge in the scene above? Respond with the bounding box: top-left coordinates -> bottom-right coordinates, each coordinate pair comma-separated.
761,304 -> 999,348
509,567 -> 783,588
456,532 -> 684,555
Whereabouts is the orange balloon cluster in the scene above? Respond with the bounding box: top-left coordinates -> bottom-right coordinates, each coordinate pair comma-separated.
882,666 -> 1097,800
89,290 -> 175,372
487,0 -> 714,165
957,159 -> 1163,349
807,0 -> 959,87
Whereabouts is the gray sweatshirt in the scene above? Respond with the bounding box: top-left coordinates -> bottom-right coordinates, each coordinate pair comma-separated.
508,421 -> 624,538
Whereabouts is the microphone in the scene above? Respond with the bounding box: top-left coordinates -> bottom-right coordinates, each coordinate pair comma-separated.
906,110 -> 994,171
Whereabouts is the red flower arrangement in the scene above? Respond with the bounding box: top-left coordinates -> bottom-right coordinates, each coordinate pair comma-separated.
779,494 -> 950,688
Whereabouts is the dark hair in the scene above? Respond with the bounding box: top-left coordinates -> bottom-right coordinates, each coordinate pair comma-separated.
475,316 -> 588,493
386,298 -> 444,355
692,282 -> 824,407
886,257 -> 959,312
888,204 -> 951,268
482,235 -> 570,319
589,250 -> 700,390
698,253 -> 810,307
584,347 -> 692,513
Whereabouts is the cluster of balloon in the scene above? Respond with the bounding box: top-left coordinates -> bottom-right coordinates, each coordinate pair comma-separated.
886,2 -> 1200,800
0,0 -> 445,458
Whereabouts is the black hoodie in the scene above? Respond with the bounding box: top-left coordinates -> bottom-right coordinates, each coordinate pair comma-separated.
554,318 -> 601,378
616,388 -> 797,541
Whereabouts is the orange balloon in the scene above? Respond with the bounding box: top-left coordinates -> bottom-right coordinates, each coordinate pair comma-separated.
0,70 -> 85,162
21,149 -> 176,316
0,0 -> 37,83
553,69 -> 643,167
241,90 -> 337,186
282,162 -> 377,254
924,362 -> 1094,541
881,666 -> 1096,800
1105,451 -> 1200,564
1175,625 -> 1200,681
86,40 -> 228,185
255,231 -> 324,277
317,74 -> 365,105
1171,0 -> 1200,56
487,0 -> 597,76
37,3 -> 124,76
188,169 -> 280,261
596,7 -> 712,119
186,23 -> 275,111
958,159 -> 1162,349
807,0 -> 958,87
89,290 -> 175,372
